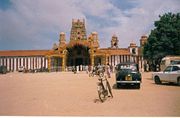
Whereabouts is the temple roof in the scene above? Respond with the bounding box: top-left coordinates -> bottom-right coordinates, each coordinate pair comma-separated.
0,48 -> 132,57
0,50 -> 49,57
99,48 -> 130,55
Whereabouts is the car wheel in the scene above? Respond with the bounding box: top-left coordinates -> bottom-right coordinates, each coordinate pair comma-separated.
117,83 -> 120,88
154,76 -> 161,84
177,77 -> 180,86
136,83 -> 140,89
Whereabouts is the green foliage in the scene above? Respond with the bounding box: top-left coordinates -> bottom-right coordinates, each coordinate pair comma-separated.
143,12 -> 180,67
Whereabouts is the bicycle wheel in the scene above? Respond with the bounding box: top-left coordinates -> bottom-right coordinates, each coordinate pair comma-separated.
97,84 -> 104,102
98,91 -> 104,102
106,80 -> 113,98
92,73 -> 94,77
99,72 -> 104,78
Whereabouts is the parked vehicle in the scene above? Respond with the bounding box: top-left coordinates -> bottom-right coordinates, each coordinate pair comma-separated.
115,62 -> 141,89
0,66 -> 7,74
18,66 -> 24,72
152,64 -> 180,86
160,56 -> 180,71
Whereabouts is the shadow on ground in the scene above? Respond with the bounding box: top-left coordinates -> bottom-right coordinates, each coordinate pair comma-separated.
151,82 -> 179,87
93,96 -> 113,104
112,84 -> 140,90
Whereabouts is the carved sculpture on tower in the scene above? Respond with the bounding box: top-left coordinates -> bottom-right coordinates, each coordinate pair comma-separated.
111,34 -> 119,48
140,35 -> 148,47
88,32 -> 99,49
53,43 -> 58,50
70,19 -> 87,40
59,32 -> 66,48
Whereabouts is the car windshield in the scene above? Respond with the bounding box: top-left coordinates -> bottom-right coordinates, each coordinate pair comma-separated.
171,60 -> 180,65
164,66 -> 172,72
117,64 -> 138,72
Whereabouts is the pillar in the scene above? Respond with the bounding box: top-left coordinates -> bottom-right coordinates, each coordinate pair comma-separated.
62,56 -> 65,71
105,54 -> 109,65
14,58 -> 16,71
30,57 -> 32,70
11,58 -> 13,71
0,58 -> 1,66
24,57 -> 26,69
62,49 -> 67,71
48,56 -> 51,72
42,57 -> 46,68
45,57 -> 48,69
89,48 -> 94,66
7,58 -> 9,71
115,55 -> 117,66
28,58 -> 30,70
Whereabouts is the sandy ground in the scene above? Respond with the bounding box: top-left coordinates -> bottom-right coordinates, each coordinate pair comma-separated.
0,71 -> 180,116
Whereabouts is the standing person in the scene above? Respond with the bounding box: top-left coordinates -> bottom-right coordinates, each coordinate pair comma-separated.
88,65 -> 91,73
72,66 -> 76,74
110,65 -> 113,73
106,63 -> 111,78
85,65 -> 88,74
97,63 -> 102,75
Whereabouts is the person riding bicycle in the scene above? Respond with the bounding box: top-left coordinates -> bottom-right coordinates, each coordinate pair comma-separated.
97,72 -> 113,102
96,63 -> 104,76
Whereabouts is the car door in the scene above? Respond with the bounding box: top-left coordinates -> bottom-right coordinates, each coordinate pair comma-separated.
161,66 -> 172,82
168,66 -> 180,83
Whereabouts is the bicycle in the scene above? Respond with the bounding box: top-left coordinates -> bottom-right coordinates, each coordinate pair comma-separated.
97,73 -> 113,102
89,69 -> 96,77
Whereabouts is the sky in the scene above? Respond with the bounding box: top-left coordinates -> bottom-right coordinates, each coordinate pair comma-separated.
0,0 -> 179,50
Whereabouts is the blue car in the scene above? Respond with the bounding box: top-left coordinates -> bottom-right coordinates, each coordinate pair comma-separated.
115,62 -> 141,89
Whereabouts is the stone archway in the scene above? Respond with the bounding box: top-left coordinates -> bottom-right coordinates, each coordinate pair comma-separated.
66,44 -> 90,66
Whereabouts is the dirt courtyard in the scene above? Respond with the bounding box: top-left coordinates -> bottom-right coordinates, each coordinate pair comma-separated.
0,72 -> 180,116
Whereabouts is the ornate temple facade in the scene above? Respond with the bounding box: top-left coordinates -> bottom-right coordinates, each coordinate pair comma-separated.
0,19 -> 147,72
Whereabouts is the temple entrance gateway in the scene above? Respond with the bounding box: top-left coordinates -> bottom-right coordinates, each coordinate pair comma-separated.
43,19 -> 147,72
66,45 -> 90,66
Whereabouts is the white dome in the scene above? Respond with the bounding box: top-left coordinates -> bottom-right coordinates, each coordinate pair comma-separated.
60,32 -> 65,35
92,32 -> 97,34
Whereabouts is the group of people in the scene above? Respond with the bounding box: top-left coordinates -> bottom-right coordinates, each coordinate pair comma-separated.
87,63 -> 112,78
71,63 -> 113,79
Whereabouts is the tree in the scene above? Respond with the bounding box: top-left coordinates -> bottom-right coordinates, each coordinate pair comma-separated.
143,12 -> 180,71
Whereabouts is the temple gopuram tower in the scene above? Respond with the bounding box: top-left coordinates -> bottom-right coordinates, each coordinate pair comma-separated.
70,19 -> 87,40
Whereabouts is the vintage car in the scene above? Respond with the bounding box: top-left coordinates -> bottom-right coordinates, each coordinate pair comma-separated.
115,62 -> 142,89
152,64 -> 180,85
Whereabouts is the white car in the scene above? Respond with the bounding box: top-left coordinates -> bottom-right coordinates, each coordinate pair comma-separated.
18,66 -> 24,72
152,64 -> 180,86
